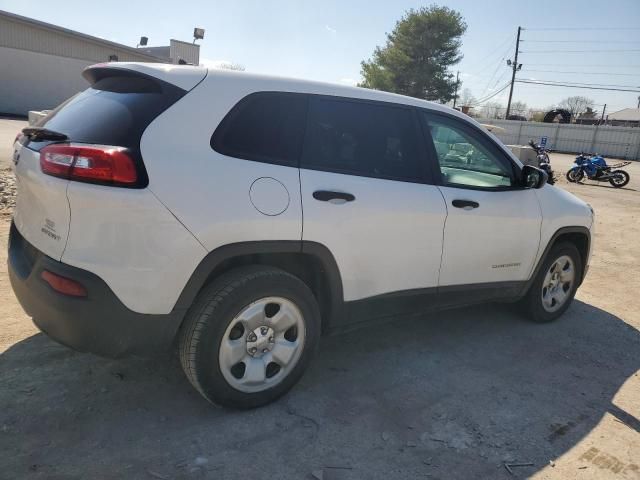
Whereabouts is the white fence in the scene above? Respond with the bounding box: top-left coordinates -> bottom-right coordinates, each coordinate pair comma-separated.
477,118 -> 640,160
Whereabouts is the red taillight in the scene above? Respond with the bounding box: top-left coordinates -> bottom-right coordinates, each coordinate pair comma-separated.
40,144 -> 137,186
41,270 -> 88,297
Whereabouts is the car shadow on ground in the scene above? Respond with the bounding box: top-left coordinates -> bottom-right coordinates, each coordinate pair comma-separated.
1,300 -> 638,479
573,181 -> 637,192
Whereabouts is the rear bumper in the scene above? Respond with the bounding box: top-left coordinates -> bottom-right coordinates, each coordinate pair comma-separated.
8,221 -> 184,358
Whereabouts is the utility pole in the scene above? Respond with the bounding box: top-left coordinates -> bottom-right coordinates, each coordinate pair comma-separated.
452,71 -> 460,108
637,96 -> 639,108
505,26 -> 522,119
600,103 -> 607,124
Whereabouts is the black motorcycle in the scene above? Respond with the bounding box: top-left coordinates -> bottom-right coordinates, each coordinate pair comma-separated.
528,140 -> 555,185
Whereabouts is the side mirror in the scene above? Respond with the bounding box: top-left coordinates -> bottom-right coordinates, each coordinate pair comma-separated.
522,165 -> 548,189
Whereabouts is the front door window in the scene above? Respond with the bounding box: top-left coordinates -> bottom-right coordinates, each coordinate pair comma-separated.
423,115 -> 514,189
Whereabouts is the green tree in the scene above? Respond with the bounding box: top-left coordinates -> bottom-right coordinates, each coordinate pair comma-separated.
359,5 -> 467,102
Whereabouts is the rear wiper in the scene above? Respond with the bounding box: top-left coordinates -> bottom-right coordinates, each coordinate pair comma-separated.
22,127 -> 69,142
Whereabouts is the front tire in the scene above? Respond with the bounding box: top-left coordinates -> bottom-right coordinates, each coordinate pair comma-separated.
178,266 -> 321,409
566,169 -> 583,183
520,242 -> 582,323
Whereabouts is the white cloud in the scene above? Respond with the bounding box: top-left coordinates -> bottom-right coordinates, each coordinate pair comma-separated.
325,24 -> 337,35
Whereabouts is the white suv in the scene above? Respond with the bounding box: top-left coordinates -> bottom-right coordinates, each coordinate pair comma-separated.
8,63 -> 593,408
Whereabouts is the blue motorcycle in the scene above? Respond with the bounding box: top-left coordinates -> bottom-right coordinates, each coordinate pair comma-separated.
566,154 -> 630,188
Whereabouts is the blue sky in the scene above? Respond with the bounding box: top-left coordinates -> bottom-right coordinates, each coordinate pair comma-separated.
2,0 -> 639,113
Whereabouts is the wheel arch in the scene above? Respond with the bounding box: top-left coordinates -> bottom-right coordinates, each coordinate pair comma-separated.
171,241 -> 344,337
528,226 -> 591,291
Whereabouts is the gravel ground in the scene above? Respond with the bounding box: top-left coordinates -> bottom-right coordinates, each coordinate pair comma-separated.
0,168 -> 17,215
0,153 -> 638,480
0,118 -> 27,169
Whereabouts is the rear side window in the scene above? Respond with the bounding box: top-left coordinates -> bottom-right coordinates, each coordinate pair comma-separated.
211,92 -> 307,167
301,97 -> 425,182
36,75 -> 185,153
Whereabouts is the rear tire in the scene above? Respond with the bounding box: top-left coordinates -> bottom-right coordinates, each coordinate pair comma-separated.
520,242 -> 582,323
609,170 -> 630,188
178,266 -> 321,409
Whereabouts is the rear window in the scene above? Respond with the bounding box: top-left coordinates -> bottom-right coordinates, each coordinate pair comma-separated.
210,92 -> 308,167
301,98 -> 425,182
35,75 -> 185,152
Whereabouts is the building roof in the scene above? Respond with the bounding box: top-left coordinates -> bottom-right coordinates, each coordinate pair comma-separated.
608,108 -> 640,122
0,9 -> 160,62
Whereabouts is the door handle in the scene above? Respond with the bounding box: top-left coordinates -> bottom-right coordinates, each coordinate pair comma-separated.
452,199 -> 479,209
313,190 -> 355,203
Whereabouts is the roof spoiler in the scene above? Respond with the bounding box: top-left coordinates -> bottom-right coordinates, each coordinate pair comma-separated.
82,63 -> 207,91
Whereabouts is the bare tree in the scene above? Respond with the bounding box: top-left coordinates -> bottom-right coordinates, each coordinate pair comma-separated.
214,62 -> 245,71
459,88 -> 477,106
579,107 -> 597,119
202,61 -> 246,71
479,101 -> 503,119
558,96 -> 594,119
509,101 -> 528,117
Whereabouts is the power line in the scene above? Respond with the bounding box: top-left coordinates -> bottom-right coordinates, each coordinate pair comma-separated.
520,49 -> 640,53
463,43 -> 512,82
515,80 -> 640,93
470,82 -> 512,106
491,68 -> 511,90
462,33 -> 514,73
478,43 -> 514,97
471,86 -> 510,107
518,78 -> 640,88
521,40 -> 640,43
523,69 -> 638,76
523,26 -> 640,31
525,63 -> 640,68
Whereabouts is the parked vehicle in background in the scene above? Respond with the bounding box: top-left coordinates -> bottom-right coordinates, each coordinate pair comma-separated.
528,140 -> 555,185
8,63 -> 594,408
566,153 -> 631,188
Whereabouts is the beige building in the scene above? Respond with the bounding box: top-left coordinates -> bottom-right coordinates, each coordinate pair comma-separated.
0,9 -> 200,115
607,108 -> 640,127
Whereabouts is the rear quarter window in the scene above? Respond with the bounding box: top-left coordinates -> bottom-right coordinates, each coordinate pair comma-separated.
210,92 -> 308,167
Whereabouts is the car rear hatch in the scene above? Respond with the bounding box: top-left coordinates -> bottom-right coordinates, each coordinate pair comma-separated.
11,63 -> 206,261
12,135 -> 71,260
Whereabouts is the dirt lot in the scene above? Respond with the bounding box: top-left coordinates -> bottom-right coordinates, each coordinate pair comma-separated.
0,118 -> 26,169
0,154 -> 638,480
